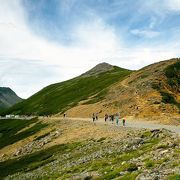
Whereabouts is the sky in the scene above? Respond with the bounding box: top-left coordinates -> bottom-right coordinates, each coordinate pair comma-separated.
0,0 -> 180,98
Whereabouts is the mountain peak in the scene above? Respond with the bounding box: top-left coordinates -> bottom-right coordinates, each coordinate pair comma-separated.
81,62 -> 114,77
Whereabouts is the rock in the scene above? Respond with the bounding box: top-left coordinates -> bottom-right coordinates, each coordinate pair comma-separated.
160,149 -> 169,155
14,149 -> 23,157
1,154 -> 5,158
119,171 -> 127,176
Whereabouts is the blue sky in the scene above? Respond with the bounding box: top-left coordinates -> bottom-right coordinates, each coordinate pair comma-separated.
0,0 -> 180,98
22,0 -> 180,46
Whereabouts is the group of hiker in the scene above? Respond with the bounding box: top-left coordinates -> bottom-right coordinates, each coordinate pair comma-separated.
92,112 -> 126,126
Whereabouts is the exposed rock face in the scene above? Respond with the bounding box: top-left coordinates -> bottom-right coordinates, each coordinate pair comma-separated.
14,129 -> 61,157
81,62 -> 114,77
0,87 -> 22,109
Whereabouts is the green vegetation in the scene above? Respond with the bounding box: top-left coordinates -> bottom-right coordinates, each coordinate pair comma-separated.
168,174 -> 180,180
164,60 -> 180,107
151,61 -> 180,109
0,128 -> 177,179
34,132 -> 51,141
160,91 -> 176,104
160,91 -> 180,108
126,163 -> 138,172
60,137 -> 160,179
152,82 -> 161,91
164,60 -> 180,91
157,144 -> 168,149
141,131 -> 152,138
120,172 -> 139,180
0,142 -> 81,178
139,72 -> 149,79
145,160 -> 155,168
1,66 -> 131,115
0,118 -> 47,149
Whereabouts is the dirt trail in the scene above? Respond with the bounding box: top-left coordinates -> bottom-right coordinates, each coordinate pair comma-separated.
55,117 -> 180,134
120,78 -> 130,88
119,77 -> 147,110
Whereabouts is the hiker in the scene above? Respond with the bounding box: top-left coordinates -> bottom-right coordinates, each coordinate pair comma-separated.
92,113 -> 96,123
95,113 -> 98,121
105,114 -> 108,122
123,119 -> 126,126
63,113 -> 66,118
111,114 -> 114,124
109,115 -> 112,121
116,113 -> 119,126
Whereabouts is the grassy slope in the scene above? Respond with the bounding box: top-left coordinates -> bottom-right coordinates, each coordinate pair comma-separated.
0,118 -> 47,149
0,128 -> 179,179
164,60 -> 180,94
2,67 -> 132,116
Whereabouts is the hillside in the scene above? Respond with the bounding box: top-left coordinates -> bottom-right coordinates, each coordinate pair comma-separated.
1,64 -> 131,115
0,117 -> 179,179
0,87 -> 22,110
66,59 -> 180,124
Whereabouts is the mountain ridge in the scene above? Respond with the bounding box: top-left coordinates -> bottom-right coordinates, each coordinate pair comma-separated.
1,64 -> 131,115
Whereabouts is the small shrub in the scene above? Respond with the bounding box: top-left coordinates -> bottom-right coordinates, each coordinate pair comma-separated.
141,131 -> 152,138
140,73 -> 149,79
160,91 -> 176,104
157,144 -> 168,149
164,61 -> 180,90
152,82 -> 161,90
168,174 -> 180,180
126,163 -> 138,172
120,172 -> 139,180
145,160 -> 154,168
97,137 -> 106,142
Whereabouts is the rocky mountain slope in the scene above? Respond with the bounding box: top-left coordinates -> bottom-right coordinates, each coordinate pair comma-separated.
1,64 -> 131,115
66,59 -> 180,124
0,117 -> 179,179
0,87 -> 22,110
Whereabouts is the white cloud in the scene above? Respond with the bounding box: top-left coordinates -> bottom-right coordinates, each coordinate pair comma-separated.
165,0 -> 180,11
0,1 -> 123,97
0,0 -> 179,98
130,29 -> 160,38
143,0 -> 180,13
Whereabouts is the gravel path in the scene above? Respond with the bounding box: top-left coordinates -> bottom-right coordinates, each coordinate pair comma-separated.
124,120 -> 180,134
65,117 -> 180,134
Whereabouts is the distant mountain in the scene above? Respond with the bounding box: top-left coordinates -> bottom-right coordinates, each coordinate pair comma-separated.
0,87 -> 22,110
1,64 -> 131,115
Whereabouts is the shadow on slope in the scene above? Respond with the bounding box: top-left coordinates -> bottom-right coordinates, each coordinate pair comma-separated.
0,118 -> 47,149
0,142 -> 80,178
